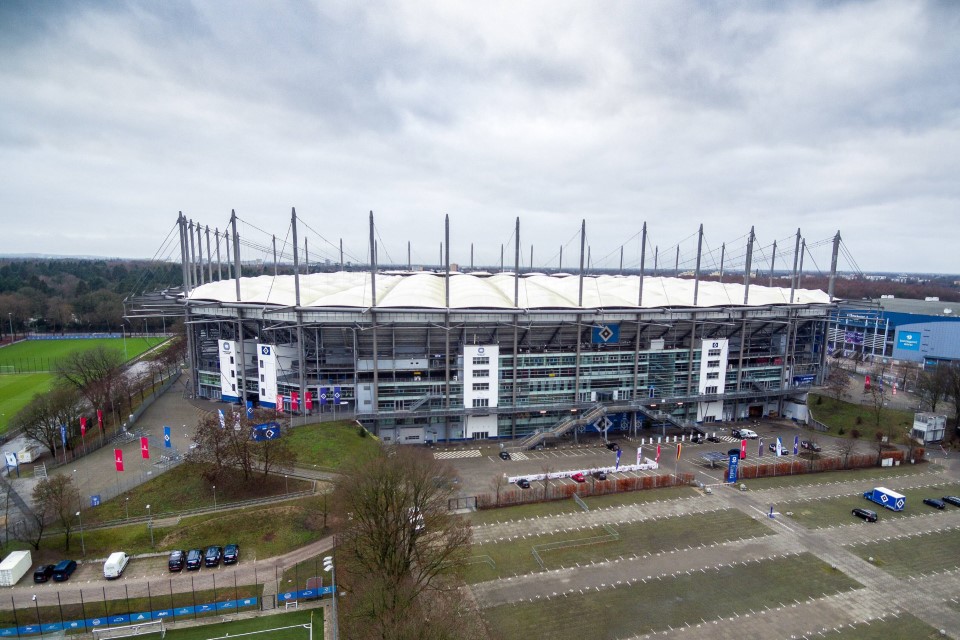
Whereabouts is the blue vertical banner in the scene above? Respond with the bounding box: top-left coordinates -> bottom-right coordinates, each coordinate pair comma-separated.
246,401 -> 254,419
793,435 -> 799,456
615,448 -> 622,470
727,454 -> 739,483
163,426 -> 171,448
60,425 -> 67,446
758,438 -> 763,457
218,409 -> 225,429
333,386 -> 341,403
320,387 -> 328,406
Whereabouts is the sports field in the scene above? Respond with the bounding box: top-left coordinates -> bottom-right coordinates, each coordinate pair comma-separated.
0,336 -> 167,433
164,609 -> 320,639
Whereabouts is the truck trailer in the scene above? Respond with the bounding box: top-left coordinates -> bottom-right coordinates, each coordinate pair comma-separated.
864,486 -> 906,511
0,551 -> 32,586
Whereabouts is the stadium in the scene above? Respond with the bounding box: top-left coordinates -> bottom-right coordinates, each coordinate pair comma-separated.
134,212 -> 842,445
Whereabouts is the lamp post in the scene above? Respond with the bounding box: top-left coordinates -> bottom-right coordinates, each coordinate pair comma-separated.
146,504 -> 154,548
76,511 -> 86,557
284,474 -> 288,495
323,556 -> 339,640
7,313 -> 12,341
125,497 -> 129,520
212,485 -> 217,510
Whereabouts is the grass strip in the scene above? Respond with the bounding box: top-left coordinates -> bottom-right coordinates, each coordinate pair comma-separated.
847,525 -> 960,578
780,483 -> 960,529
166,608 -> 320,639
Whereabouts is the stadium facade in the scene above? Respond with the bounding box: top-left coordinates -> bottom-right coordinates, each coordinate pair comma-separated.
155,213 -> 842,445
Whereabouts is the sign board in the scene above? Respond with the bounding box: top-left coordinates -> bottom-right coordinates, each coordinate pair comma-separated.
896,331 -> 920,351
726,453 -> 739,483
591,324 -> 620,344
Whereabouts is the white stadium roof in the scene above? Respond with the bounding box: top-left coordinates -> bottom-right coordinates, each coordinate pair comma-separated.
187,272 -> 830,310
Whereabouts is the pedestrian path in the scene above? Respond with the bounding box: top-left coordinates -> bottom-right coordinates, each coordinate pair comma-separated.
433,450 -> 482,460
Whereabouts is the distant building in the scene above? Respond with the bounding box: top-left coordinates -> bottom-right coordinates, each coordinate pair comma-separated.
911,413 -> 946,444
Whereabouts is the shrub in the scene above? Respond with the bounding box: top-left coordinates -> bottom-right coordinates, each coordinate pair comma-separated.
838,427 -> 845,435
851,429 -> 861,439
357,426 -> 367,438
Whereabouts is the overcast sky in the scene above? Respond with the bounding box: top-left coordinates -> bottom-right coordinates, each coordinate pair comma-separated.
1,1 -> 957,274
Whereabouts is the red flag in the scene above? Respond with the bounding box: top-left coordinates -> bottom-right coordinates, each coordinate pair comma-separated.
291,391 -> 299,412
97,409 -> 104,430
677,443 -> 682,461
114,449 -> 124,472
740,439 -> 747,460
304,391 -> 313,411
140,437 -> 150,460
655,444 -> 661,462
80,417 -> 87,437
276,393 -> 283,413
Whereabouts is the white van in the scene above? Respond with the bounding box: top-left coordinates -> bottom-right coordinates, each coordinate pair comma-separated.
103,552 -> 130,579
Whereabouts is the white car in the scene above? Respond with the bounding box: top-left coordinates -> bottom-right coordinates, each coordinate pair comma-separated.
733,428 -> 758,439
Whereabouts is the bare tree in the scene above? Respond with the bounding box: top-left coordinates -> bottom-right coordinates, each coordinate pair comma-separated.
540,463 -> 554,501
32,475 -> 78,551
490,474 -> 508,507
9,387 -> 85,455
866,365 -> 890,432
917,364 -> 951,413
837,437 -> 856,469
824,367 -> 849,403
188,408 -> 296,484
56,346 -> 125,418
332,446 -> 472,640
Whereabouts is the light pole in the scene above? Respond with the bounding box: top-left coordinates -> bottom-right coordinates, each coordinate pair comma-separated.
146,504 -> 154,548
323,556 -> 339,640
76,511 -> 86,557
284,475 -> 288,495
212,485 -> 217,510
7,313 -> 12,341
125,497 -> 129,520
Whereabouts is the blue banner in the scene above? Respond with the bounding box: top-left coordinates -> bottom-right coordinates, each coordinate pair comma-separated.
793,435 -> 799,456
591,324 -> 620,344
727,454 -> 739,483
60,424 -> 67,446
246,401 -> 254,418
163,425 -> 171,448
252,422 -> 281,441
333,386 -> 341,403
320,387 -> 328,405
896,330 -> 920,351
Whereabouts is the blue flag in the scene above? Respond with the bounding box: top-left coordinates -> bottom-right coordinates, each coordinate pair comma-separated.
246,401 -> 254,419
758,438 -> 763,457
333,386 -> 341,403
60,425 -> 67,446
793,435 -> 799,456
218,409 -> 225,429
163,426 -> 171,448
615,448 -> 622,470
320,387 -> 328,406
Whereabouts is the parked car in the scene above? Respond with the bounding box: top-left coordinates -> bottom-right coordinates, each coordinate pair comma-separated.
706,435 -> 721,443
186,548 -> 203,571
851,508 -> 878,523
571,472 -> 586,483
223,544 -> 240,565
923,498 -> 946,510
499,451 -> 511,460
592,471 -> 607,480
33,564 -> 55,583
204,546 -> 223,568
690,433 -> 704,444
942,496 -> 960,508
517,478 -> 531,489
168,550 -> 186,572
768,443 -> 789,455
52,560 -> 77,582
605,442 -> 620,451
103,552 -> 130,579
800,440 -> 822,452
733,428 -> 758,439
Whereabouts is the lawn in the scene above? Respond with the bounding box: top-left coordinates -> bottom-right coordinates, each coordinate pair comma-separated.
741,461 -> 935,490
482,552 -> 860,640
823,613 -> 940,639
808,393 -> 914,441
0,372 -> 54,431
780,483 -> 960,529
0,336 -> 167,371
166,609 -> 320,640
283,420 -> 380,470
464,508 -> 772,584
846,524 -> 960,578
467,486 -> 697,526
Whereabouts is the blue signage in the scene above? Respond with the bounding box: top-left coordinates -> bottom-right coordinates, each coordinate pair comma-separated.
792,374 -> 815,386
591,324 -> 620,344
163,426 -> 171,448
90,495 -> 101,507
896,331 -> 920,351
726,454 -> 739,483
251,422 -> 281,441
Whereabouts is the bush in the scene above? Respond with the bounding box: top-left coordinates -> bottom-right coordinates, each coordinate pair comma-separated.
357,426 -> 367,438
816,395 -> 823,405
838,427 -> 845,435
855,416 -> 863,425
851,429 -> 861,439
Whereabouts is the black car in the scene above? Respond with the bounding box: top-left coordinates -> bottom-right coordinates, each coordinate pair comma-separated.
852,508 -> 878,522
185,548 -> 203,571
168,550 -> 186,572
690,433 -> 704,444
52,560 -> 77,582
204,546 -> 223,568
516,478 -> 531,489
706,435 -> 721,443
33,564 -> 55,583
800,440 -> 822,452
943,496 -> 960,508
592,471 -> 607,480
223,544 -> 240,565
605,442 -> 620,451
499,451 -> 511,460
923,498 -> 946,510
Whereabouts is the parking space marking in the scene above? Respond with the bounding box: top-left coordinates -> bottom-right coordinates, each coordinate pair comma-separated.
433,450 -> 482,459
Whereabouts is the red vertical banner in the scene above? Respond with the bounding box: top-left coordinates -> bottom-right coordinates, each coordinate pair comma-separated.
97,409 -> 104,430
655,444 -> 661,462
80,417 -> 87,437
291,391 -> 299,412
276,393 -> 283,413
114,449 -> 124,472
140,437 -> 150,459
740,439 -> 747,460
304,391 -> 313,411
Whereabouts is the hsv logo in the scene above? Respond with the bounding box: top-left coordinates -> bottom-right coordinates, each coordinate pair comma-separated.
597,326 -> 614,342
261,346 -> 271,355
221,342 -> 231,353
477,347 -> 485,355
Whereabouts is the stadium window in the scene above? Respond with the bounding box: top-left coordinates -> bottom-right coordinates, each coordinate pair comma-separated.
707,360 -> 720,368
474,369 -> 490,378
705,385 -> 718,394
229,356 -> 234,365
259,359 -> 263,368
707,349 -> 722,357
706,372 -> 719,380
472,398 -> 489,408
472,382 -> 489,391
260,374 -> 264,382
230,370 -> 235,378
472,356 -> 489,366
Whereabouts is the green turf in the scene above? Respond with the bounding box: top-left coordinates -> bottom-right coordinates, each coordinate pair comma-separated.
464,508 -> 772,584
165,609 -> 320,639
0,372 -> 54,432
467,486 -> 697,526
482,552 -> 861,640
808,394 -> 914,441
283,420 -> 380,470
847,523 -> 960,577
0,336 -> 167,370
821,613 -> 940,638
740,462 -> 935,490
780,483 -> 960,529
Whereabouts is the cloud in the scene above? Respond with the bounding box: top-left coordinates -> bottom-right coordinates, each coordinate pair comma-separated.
0,0 -> 957,274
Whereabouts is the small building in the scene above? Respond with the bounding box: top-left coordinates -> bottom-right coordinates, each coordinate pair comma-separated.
911,412 -> 946,445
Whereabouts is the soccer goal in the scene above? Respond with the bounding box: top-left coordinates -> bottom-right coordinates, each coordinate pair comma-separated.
92,619 -> 165,639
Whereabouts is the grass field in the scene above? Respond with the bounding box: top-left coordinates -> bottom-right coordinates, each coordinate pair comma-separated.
808,393 -> 914,440
741,461 -> 935,490
0,372 -> 54,428
847,524 -> 960,577
283,420 -> 379,470
165,609 -> 320,639
464,508 -> 772,584
780,483 -> 960,529
482,552 -> 860,639
821,613 -> 940,638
